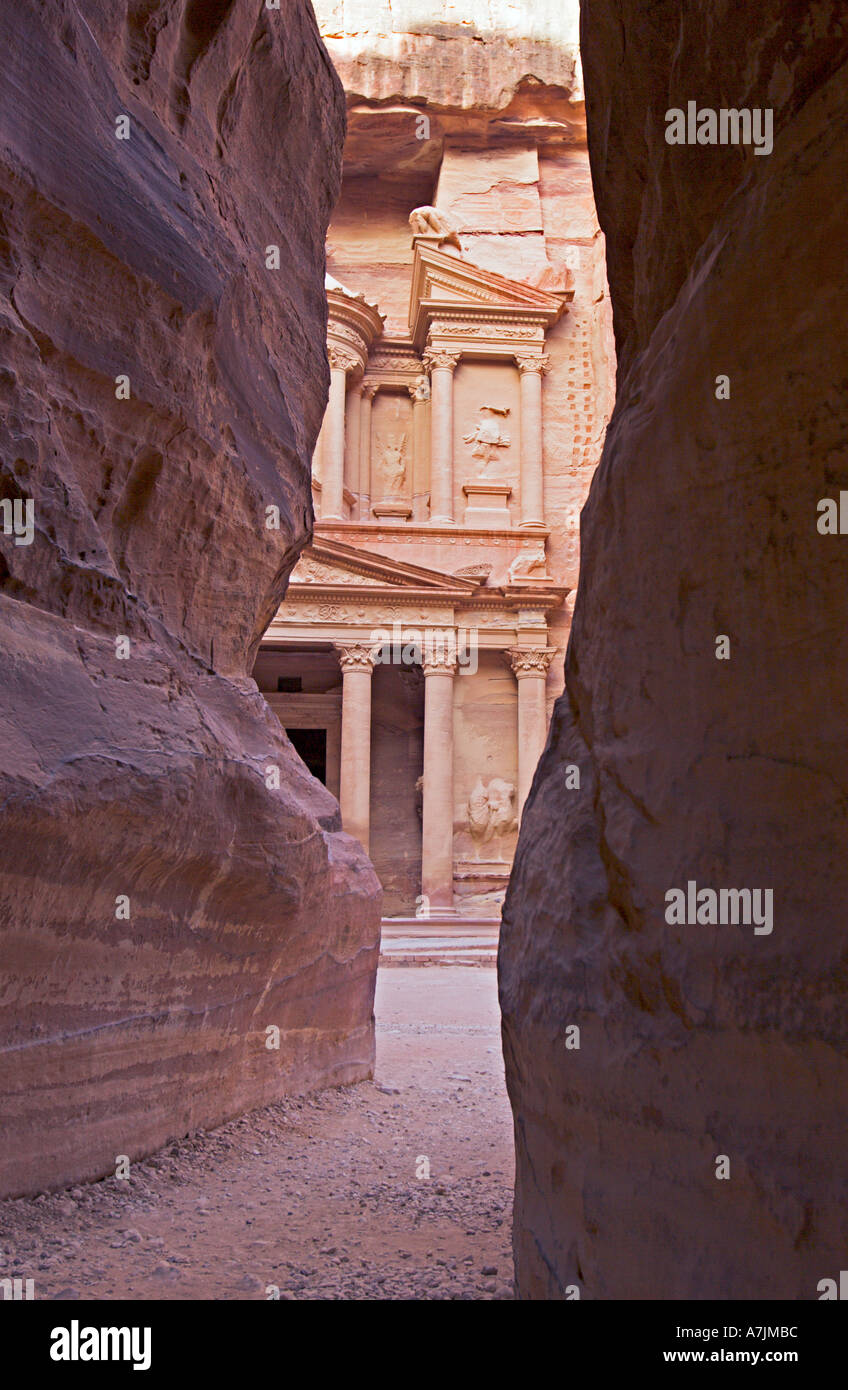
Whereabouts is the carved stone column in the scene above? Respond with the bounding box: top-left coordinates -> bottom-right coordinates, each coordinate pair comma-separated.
424,349 -> 460,525
359,381 -> 377,520
409,374 -> 431,523
311,409 -> 327,516
336,642 -> 376,853
508,646 -> 556,816
516,354 -> 550,528
421,639 -> 458,911
346,385 -> 361,517
324,348 -> 357,521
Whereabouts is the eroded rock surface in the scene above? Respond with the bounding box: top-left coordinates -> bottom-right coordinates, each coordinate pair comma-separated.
0,0 -> 380,1198
500,2 -> 848,1298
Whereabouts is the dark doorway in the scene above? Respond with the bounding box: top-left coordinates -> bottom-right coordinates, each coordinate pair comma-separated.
287,727 -> 327,785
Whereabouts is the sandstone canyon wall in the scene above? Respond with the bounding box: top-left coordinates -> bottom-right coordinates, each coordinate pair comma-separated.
0,0 -> 381,1198
501,1 -> 848,1297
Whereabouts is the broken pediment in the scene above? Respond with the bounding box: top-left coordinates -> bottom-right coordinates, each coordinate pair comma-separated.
289,539 -> 482,596
409,241 -> 570,350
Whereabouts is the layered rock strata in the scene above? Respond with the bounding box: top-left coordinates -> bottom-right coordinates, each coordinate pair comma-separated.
501,1 -> 848,1298
0,0 -> 380,1197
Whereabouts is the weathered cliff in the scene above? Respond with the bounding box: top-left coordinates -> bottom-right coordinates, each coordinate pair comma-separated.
501,1 -> 848,1298
0,0 -> 380,1197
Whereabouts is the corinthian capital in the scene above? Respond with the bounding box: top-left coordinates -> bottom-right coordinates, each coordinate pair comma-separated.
336,642 -> 377,673
421,632 -> 458,676
328,346 -> 359,373
515,353 -> 551,376
507,646 -> 556,678
423,348 -> 461,373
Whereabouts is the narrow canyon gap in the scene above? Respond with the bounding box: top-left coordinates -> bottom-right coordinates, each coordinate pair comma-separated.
0,0 -> 380,1198
500,0 -> 848,1298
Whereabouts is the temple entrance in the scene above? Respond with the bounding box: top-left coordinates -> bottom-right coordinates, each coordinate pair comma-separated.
369,661 -> 424,916
287,727 -> 328,785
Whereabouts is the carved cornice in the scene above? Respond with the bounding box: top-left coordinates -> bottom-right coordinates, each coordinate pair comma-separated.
507,646 -> 556,678
335,642 -> 378,672
293,557 -> 384,586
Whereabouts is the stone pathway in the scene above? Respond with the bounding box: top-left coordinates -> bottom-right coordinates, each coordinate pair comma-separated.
0,967 -> 514,1300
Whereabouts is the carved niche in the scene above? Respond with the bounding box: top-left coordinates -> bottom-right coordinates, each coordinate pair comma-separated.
378,433 -> 408,499
464,406 -> 511,476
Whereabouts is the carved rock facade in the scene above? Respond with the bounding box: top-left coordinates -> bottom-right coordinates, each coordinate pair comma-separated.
262,2 -> 614,917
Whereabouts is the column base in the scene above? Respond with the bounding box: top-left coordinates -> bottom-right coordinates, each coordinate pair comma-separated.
418,899 -> 456,918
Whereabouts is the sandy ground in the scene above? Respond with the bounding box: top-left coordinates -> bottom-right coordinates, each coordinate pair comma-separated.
0,966 -> 515,1300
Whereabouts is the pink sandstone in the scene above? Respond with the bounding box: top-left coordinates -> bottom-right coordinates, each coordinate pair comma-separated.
0,0 -> 380,1198
501,0 -> 848,1299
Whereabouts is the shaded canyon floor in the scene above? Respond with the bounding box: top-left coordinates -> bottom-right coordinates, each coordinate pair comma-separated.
0,967 -> 513,1300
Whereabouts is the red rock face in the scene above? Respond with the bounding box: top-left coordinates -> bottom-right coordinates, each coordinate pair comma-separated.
0,0 -> 380,1197
500,2 -> 848,1297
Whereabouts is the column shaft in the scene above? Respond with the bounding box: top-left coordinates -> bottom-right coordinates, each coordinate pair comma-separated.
346,387 -> 361,517
424,351 -> 458,524
323,357 -> 349,521
359,384 -> 375,520
311,410 -> 327,519
516,674 -> 547,813
337,645 -> 375,853
517,356 -> 549,528
410,376 -> 431,523
421,651 -> 457,910
508,647 -> 555,817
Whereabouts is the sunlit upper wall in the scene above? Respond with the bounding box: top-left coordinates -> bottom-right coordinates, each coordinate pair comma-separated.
311,0 -> 582,108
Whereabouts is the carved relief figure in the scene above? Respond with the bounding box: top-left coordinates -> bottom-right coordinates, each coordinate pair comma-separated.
379,433 -> 407,497
507,543 -> 547,583
408,205 -> 462,250
467,776 -> 518,844
464,405 -> 511,475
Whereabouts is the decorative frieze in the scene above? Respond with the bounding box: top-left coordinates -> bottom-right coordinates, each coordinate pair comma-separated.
327,345 -> 359,374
